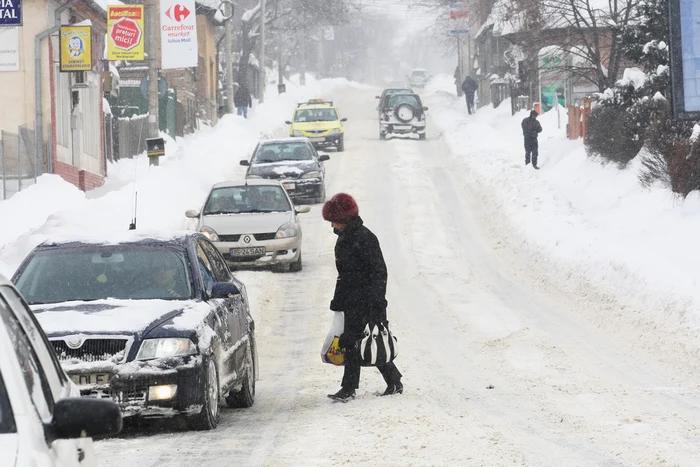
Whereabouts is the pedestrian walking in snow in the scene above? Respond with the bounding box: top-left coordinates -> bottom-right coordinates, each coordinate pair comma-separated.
323,193 -> 403,402
521,110 -> 543,169
461,76 -> 478,114
234,82 -> 252,119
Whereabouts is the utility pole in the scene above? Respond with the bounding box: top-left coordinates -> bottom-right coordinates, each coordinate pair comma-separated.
225,13 -> 235,113
278,30 -> 284,91
299,12 -> 306,86
147,0 -> 160,166
259,0 -> 266,103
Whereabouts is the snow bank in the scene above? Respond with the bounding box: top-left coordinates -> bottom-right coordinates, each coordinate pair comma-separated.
0,78 -> 353,278
424,74 -> 700,353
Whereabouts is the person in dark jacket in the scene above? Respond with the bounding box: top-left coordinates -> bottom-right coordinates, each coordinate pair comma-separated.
322,193 -> 403,402
461,76 -> 478,114
521,110 -> 543,169
234,83 -> 252,119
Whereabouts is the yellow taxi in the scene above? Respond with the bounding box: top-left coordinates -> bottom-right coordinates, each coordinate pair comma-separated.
285,99 -> 347,152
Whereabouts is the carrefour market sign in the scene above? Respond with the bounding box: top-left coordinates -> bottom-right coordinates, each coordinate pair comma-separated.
0,0 -> 21,26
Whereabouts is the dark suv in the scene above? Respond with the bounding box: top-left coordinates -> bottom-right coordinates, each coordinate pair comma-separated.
378,92 -> 428,140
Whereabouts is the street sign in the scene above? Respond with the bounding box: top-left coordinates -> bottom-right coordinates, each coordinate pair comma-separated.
0,0 -> 21,26
160,0 -> 198,69
450,29 -> 469,35
140,76 -> 168,100
59,25 -> 92,72
147,137 -> 165,158
450,10 -> 468,20
219,0 -> 234,20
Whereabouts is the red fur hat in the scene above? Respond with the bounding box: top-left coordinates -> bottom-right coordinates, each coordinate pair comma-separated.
322,193 -> 359,223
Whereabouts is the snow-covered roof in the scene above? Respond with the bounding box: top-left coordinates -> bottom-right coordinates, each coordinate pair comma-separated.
41,230 -> 195,246
211,179 -> 284,189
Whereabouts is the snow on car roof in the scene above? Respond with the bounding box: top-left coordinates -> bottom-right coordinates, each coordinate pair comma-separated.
260,137 -> 311,144
39,230 -> 196,247
211,179 -> 283,189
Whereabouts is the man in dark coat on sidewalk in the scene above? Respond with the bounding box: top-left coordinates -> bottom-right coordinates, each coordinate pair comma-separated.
461,75 -> 478,114
521,110 -> 543,169
233,82 -> 252,119
322,193 -> 403,402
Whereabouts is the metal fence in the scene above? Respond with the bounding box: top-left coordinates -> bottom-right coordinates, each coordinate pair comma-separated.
114,113 -> 148,160
1,126 -> 40,200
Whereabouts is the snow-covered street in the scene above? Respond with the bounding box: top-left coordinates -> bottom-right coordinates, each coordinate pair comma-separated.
63,85 -> 700,466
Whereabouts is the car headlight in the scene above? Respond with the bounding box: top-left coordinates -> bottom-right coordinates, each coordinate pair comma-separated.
246,175 -> 263,179
136,338 -> 197,361
329,128 -> 341,135
302,171 -> 321,179
200,226 -> 220,242
275,222 -> 298,239
292,130 -> 304,137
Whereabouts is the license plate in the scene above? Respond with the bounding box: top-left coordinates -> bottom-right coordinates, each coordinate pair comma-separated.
282,182 -> 295,190
311,137 -> 325,142
230,247 -> 266,257
70,373 -> 111,386
394,125 -> 412,130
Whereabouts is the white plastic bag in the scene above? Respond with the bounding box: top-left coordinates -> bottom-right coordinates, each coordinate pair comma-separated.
321,312 -> 345,365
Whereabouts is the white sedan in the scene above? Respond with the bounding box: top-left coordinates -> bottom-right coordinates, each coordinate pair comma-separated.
0,274 -> 121,467
186,179 -> 311,272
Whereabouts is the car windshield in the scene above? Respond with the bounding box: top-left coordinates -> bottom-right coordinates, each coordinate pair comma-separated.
386,94 -> 421,109
204,185 -> 291,215
14,246 -> 194,305
294,108 -> 338,122
253,142 -> 314,163
384,89 -> 411,97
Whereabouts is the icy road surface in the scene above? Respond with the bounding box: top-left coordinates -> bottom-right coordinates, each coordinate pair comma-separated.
95,89 -> 700,466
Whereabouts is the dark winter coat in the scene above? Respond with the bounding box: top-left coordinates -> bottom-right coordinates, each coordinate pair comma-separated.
234,86 -> 252,108
521,114 -> 542,150
330,216 -> 388,329
461,76 -> 478,93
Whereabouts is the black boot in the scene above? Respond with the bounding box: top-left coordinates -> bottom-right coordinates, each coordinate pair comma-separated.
381,381 -> 403,396
328,387 -> 356,402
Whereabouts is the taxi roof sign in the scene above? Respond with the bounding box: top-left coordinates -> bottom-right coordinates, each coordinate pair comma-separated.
297,99 -> 333,107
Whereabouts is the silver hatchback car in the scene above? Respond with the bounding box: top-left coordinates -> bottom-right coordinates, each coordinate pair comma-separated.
186,179 -> 311,272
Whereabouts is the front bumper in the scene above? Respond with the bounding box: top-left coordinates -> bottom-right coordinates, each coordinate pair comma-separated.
71,355 -> 205,418
280,178 -> 324,202
299,133 -> 342,148
381,121 -> 426,135
213,235 -> 302,267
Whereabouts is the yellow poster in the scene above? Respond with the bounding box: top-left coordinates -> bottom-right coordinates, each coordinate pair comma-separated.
59,26 -> 92,72
107,5 -> 145,61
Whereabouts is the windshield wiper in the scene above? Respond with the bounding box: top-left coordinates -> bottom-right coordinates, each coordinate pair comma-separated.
204,210 -> 236,215
255,159 -> 276,163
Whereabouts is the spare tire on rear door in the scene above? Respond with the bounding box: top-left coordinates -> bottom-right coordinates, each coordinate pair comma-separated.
395,104 -> 414,123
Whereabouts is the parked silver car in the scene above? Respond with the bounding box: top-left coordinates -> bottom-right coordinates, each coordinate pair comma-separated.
186,180 -> 310,272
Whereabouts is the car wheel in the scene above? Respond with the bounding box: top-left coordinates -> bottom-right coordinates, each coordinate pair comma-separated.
337,136 -> 345,152
289,252 -> 303,272
316,187 -> 326,204
379,130 -> 386,140
226,341 -> 256,409
419,133 -> 427,140
189,356 -> 220,430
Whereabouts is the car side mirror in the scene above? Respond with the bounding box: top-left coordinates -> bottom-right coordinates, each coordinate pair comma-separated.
319,155 -> 330,162
185,209 -> 200,219
285,121 -> 292,125
295,206 -> 311,214
48,398 -> 122,441
423,106 -> 429,111
240,160 -> 250,166
340,118 -> 347,122
211,282 -> 241,299
375,96 -> 380,99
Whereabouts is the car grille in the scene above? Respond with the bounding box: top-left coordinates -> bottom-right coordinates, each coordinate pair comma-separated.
219,234 -> 242,242
267,172 -> 301,180
254,233 -> 277,241
52,338 -> 128,363
306,130 -> 326,135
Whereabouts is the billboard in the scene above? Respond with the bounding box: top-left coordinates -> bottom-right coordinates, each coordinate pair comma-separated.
107,5 -> 145,61
160,0 -> 198,69
669,0 -> 700,118
59,25 -> 92,72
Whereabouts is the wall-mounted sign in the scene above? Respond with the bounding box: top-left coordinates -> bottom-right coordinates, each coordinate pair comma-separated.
0,26 -> 19,71
670,0 -> 700,118
160,0 -> 198,69
0,0 -> 21,26
107,5 -> 145,61
60,25 -> 92,72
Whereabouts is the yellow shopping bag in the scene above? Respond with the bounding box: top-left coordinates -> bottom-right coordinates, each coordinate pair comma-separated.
321,312 -> 345,366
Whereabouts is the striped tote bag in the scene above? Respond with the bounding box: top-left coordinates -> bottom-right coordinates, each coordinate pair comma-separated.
357,321 -> 398,367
